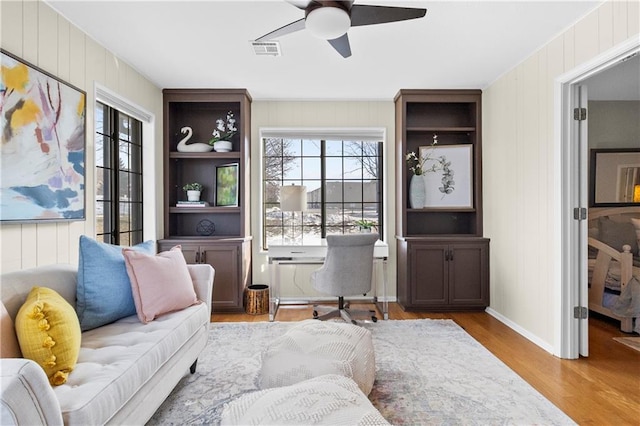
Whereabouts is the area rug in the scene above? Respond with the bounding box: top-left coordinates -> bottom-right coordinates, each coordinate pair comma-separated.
148,319 -> 575,425
613,336 -> 640,352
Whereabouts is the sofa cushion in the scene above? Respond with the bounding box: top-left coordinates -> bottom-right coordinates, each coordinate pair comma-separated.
123,245 -> 199,324
76,236 -> 154,331
53,302 -> 209,425
221,374 -> 390,425
15,287 -> 81,385
1,301 -> 21,358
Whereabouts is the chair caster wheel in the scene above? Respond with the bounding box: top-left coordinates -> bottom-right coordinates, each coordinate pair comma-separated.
372,316 -> 378,323
313,310 -> 318,318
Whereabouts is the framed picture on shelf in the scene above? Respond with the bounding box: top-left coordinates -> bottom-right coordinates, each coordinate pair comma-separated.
590,148 -> 640,206
216,163 -> 239,206
1,49 -> 87,222
420,144 -> 473,209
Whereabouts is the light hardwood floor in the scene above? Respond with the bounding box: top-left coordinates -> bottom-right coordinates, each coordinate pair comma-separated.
212,303 -> 640,425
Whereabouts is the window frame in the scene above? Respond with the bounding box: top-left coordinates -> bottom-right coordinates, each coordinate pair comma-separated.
261,132 -> 384,250
95,101 -> 144,246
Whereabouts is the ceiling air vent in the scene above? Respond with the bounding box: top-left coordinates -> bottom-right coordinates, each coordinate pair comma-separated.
251,41 -> 281,56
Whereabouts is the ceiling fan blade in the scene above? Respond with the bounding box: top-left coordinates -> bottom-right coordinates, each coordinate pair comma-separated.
350,5 -> 427,27
285,0 -> 317,9
328,33 -> 352,58
255,18 -> 306,41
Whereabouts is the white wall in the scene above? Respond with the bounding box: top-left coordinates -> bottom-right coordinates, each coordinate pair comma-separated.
250,101 -> 397,299
483,0 -> 639,350
0,0 -> 163,273
588,101 -> 640,149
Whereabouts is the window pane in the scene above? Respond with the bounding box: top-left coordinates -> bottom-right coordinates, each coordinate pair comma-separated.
343,157 -> 363,179
282,157 -> 301,180
302,157 -> 321,180
303,140 -> 321,156
343,182 -> 363,202
325,158 -> 342,179
119,142 -> 130,170
325,181 -> 342,202
325,140 -> 342,156
119,115 -> 130,141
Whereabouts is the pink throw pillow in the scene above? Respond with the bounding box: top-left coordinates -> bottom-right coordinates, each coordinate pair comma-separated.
1,301 -> 21,358
122,246 -> 200,323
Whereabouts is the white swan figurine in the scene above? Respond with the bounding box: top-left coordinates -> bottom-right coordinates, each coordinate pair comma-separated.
176,127 -> 214,152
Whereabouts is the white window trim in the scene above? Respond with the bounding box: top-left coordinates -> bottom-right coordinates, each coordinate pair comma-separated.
94,83 -> 156,242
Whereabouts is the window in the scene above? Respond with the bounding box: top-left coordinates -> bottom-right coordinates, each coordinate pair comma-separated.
95,102 -> 143,246
262,135 -> 383,248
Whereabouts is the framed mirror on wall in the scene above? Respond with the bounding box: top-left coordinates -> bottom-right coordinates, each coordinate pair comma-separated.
590,148 -> 640,206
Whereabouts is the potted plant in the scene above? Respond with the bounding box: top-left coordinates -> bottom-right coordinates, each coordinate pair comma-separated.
355,219 -> 376,233
208,111 -> 237,152
183,182 -> 203,201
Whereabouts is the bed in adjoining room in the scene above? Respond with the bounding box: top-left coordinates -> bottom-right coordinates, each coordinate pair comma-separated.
588,207 -> 640,333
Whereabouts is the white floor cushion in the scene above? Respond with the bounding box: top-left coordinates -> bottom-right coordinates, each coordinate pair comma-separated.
221,374 -> 389,425
259,320 -> 375,395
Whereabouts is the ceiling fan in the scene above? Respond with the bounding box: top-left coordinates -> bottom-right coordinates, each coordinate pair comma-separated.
255,1 -> 427,58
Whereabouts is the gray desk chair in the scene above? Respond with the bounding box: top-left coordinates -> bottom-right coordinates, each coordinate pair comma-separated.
311,233 -> 380,324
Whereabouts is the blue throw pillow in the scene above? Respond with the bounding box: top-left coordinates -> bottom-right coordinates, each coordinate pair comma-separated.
77,236 -> 155,331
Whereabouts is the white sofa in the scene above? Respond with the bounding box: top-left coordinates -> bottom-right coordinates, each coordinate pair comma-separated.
0,263 -> 214,425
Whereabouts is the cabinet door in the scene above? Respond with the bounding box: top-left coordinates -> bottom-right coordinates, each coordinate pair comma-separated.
410,243 -> 448,306
158,241 -> 199,263
449,242 -> 489,306
200,244 -> 240,311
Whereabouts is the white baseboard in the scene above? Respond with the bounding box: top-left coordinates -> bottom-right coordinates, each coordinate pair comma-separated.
485,307 -> 555,355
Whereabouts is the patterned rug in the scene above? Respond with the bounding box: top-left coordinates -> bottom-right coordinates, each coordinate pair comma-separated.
613,336 -> 640,352
148,319 -> 575,425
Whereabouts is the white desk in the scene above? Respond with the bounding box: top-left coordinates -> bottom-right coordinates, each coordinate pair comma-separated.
267,239 -> 389,321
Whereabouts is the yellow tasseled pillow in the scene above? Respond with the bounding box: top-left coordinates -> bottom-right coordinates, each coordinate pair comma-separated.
15,287 -> 81,386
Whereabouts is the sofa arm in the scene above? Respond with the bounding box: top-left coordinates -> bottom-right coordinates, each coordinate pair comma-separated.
188,264 -> 215,316
1,359 -> 63,426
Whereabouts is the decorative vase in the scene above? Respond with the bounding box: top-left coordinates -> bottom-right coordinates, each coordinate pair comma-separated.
187,190 -> 201,201
409,174 -> 426,209
213,140 -> 233,152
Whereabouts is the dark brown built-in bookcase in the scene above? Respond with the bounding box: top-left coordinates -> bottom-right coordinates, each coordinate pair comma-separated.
159,89 -> 252,312
395,90 -> 489,311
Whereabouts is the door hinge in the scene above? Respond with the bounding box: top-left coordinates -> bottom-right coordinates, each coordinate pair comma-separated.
573,306 -> 588,319
573,207 -> 587,220
573,107 -> 587,121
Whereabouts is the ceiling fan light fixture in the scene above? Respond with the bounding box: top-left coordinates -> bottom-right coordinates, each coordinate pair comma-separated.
305,6 -> 350,40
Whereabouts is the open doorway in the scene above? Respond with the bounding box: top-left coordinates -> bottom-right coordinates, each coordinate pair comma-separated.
560,40 -> 640,359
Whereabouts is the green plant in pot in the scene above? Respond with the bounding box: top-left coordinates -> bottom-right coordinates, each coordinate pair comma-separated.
183,182 -> 203,201
355,219 -> 376,232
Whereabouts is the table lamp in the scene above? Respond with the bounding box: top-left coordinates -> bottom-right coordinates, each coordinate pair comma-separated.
280,185 -> 307,243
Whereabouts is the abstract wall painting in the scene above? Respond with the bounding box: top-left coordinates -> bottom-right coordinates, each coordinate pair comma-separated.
1,49 -> 86,222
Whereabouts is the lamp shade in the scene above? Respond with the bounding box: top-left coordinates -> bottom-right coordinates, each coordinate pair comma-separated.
281,185 -> 307,212
634,184 -> 640,203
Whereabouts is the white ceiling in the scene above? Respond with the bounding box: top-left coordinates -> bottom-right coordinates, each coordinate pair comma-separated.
46,0 -> 606,100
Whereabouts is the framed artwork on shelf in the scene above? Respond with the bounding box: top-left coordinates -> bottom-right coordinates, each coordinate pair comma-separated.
1,49 -> 86,222
590,148 -> 640,206
216,163 -> 239,206
420,144 -> 473,209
